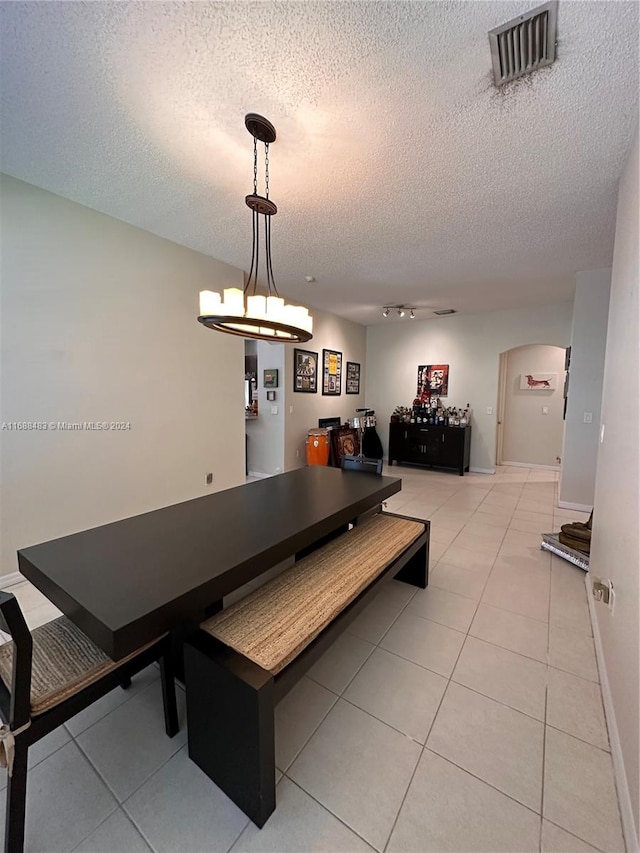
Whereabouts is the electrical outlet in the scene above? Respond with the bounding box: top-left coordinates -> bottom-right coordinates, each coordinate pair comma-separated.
583,412 -> 593,424
542,406 -> 549,415
592,578 -> 615,614
205,472 -> 213,485
486,407 -> 493,415
289,405 -> 294,415
271,405 -> 278,415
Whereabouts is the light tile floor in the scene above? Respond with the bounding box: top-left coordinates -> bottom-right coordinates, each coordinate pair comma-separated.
0,465 -> 624,852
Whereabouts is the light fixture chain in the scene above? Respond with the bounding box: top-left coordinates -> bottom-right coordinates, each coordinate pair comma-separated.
253,137 -> 258,195
264,142 -> 269,200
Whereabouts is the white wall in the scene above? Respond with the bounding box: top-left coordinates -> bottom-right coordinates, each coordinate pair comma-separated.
366,303 -> 573,473
245,340 -> 285,476
284,307 -> 367,470
590,132 -> 639,847
0,175 -> 245,578
501,344 -> 566,467
560,269 -> 611,508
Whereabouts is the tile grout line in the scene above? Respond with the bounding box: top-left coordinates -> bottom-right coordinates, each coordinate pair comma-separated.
66,684 -> 185,813
539,536 -> 554,853
53,741 -> 121,852
276,683 -> 341,775
542,817 -> 607,853
284,583 -> 424,777
382,515 -> 506,853
68,804 -> 153,853
278,774 -> 379,852
384,471 -> 560,850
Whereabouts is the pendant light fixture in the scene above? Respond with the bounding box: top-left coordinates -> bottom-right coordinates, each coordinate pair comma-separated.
198,114 -> 313,342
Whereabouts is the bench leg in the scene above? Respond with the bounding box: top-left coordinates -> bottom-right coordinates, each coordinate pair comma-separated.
394,539 -> 428,588
160,646 -> 180,739
4,739 -> 28,853
184,638 -> 276,828
119,676 -> 132,690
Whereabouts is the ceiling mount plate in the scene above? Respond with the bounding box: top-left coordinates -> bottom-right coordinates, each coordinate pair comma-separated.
245,113 -> 276,143
245,194 -> 277,215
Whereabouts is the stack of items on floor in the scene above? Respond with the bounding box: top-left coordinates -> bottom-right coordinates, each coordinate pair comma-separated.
559,510 -> 593,555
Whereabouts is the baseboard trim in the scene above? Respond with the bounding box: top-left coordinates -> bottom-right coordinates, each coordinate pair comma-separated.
557,500 -> 593,512
247,470 -> 273,479
0,571 -> 23,589
469,467 -> 496,474
585,573 -> 639,853
501,461 -> 561,471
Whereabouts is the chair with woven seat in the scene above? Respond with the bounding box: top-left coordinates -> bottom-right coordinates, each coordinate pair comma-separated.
0,591 -> 179,853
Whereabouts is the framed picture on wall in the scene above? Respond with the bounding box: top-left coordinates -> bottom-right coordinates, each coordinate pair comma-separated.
345,361 -> 360,395
520,373 -> 557,390
293,348 -> 318,393
263,369 -> 279,388
262,367 -> 278,388
322,349 -> 342,396
417,364 -> 449,398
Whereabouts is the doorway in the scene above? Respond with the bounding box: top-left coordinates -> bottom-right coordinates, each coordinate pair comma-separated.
496,344 -> 566,469
244,340 -> 285,477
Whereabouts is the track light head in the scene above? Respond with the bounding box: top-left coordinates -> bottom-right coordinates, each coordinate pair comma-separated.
398,307 -> 405,317
382,307 -> 390,317
410,309 -> 415,319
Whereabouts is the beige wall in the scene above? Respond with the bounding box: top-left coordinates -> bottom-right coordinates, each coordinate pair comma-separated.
0,175 -> 245,577
366,303 -> 573,473
590,131 -> 639,846
501,344 -> 566,468
284,307 -> 367,470
560,269 -> 611,508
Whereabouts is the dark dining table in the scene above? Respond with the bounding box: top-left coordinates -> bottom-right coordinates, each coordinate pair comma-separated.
17,466 -> 401,660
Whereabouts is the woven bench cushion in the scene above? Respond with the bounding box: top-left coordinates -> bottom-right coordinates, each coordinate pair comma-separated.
0,617 -> 157,716
202,513 -> 424,675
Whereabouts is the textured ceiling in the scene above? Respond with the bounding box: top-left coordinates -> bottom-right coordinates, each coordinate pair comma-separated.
1,1 -> 638,325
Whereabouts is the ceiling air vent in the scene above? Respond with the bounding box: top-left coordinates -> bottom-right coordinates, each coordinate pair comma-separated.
489,1 -> 558,86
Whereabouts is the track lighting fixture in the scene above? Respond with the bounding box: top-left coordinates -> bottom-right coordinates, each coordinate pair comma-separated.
381,305 -> 415,320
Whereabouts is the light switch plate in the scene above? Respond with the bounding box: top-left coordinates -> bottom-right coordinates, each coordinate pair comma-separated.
486,407 -> 493,415
583,412 -> 593,424
271,405 -> 278,415
542,406 -> 549,415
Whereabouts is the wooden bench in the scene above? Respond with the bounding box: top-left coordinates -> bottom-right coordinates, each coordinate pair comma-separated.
184,510 -> 429,827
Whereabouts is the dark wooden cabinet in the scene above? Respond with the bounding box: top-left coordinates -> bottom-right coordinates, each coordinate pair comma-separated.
388,422 -> 471,476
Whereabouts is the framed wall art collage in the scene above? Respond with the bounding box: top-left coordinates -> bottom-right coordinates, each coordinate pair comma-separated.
293,347 -> 361,397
